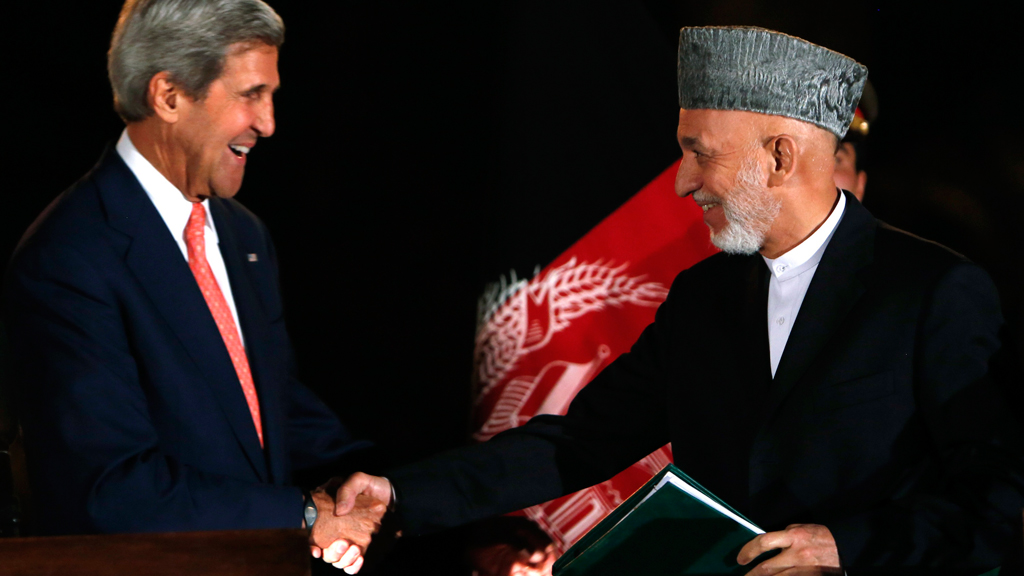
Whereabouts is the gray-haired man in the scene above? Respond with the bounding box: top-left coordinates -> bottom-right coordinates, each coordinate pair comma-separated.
4,0 -> 381,570
330,27 -> 1024,574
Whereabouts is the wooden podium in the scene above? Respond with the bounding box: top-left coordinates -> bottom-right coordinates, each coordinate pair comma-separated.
0,528 -> 310,576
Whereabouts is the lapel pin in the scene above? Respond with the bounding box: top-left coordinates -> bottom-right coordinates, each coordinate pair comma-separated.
247,253 -> 258,262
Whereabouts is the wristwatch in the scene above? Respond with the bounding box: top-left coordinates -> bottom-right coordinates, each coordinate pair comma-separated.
303,490 -> 317,530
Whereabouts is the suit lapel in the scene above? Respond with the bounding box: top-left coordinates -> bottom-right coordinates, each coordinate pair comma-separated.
740,255 -> 773,386
727,255 -> 773,514
209,200 -> 288,484
95,151 -> 269,481
756,192 -> 876,432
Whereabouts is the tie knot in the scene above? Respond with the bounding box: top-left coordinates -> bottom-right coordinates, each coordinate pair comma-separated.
186,202 -> 206,237
186,202 -> 207,256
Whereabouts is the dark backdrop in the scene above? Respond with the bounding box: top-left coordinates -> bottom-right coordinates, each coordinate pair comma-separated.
6,1 -> 1023,572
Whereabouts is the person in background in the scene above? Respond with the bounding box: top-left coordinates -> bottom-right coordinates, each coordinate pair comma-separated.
463,517 -> 556,576
833,79 -> 878,201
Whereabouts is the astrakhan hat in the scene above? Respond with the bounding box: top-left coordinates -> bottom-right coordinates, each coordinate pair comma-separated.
677,26 -> 868,139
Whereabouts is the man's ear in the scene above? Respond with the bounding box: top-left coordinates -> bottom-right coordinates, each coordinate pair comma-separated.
766,134 -> 797,187
148,71 -> 184,123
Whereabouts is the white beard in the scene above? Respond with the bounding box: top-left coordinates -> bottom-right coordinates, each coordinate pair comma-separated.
696,154 -> 781,255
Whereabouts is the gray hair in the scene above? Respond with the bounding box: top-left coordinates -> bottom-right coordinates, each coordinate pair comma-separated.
108,0 -> 284,123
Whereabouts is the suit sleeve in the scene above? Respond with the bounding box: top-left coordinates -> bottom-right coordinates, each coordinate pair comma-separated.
387,271 -> 685,536
827,263 -> 1024,571
4,240 -> 303,534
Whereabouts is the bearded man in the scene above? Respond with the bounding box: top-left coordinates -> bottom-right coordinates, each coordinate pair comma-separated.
330,27 -> 1024,574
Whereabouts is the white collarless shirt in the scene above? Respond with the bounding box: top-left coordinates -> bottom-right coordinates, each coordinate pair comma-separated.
116,130 -> 245,347
762,191 -> 846,377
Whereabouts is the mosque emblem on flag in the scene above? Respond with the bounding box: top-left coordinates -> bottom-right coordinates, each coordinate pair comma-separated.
469,161 -> 716,554
473,257 -> 668,402
473,346 -> 610,442
470,258 -> 674,553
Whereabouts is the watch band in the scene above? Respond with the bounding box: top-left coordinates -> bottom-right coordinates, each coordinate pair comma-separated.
380,476 -> 398,513
302,490 -> 318,530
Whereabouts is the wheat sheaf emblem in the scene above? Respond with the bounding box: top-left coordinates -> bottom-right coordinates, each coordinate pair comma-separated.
473,258 -> 668,400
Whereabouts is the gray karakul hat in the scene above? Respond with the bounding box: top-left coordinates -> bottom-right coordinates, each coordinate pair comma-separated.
677,26 -> 868,139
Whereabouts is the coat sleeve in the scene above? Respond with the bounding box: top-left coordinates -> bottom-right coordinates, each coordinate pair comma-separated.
4,239 -> 303,534
827,262 -> 1024,571
387,270 -> 687,536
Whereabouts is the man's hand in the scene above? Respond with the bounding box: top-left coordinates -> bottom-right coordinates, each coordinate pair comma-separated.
309,489 -> 387,573
334,472 -> 393,516
737,524 -> 842,576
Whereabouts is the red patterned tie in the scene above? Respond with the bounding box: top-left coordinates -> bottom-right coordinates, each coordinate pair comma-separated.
185,202 -> 263,447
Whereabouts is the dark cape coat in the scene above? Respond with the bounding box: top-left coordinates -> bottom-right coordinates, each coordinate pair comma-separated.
389,191 -> 1024,573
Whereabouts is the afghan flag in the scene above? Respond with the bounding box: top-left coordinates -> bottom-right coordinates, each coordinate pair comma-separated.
470,160 -> 717,553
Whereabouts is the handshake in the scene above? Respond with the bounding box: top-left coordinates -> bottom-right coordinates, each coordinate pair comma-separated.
308,472 -> 393,574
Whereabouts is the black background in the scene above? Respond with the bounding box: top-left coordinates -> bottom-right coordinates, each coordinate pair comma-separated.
6,1 -> 1024,572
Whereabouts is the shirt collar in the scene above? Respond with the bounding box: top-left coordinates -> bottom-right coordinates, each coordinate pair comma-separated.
115,129 -> 217,244
762,190 -> 846,280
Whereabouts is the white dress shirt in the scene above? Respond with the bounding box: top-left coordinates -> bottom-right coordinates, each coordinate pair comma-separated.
116,130 -> 246,347
762,191 -> 846,377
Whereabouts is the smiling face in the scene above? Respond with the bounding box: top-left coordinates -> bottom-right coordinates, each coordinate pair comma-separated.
173,42 -> 279,200
674,109 -> 781,254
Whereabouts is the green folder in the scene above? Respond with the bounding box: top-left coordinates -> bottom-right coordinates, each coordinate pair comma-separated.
553,464 -> 763,576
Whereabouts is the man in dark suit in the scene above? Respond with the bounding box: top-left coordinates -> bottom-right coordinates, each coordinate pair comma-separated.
329,27 -> 1024,574
4,0 -> 381,570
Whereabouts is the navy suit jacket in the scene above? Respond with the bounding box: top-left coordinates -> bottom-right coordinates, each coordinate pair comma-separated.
4,147 -> 369,535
